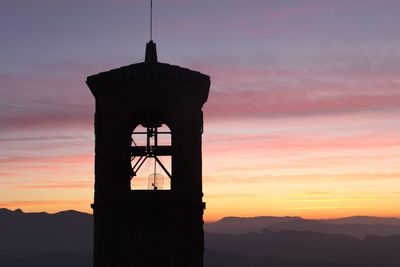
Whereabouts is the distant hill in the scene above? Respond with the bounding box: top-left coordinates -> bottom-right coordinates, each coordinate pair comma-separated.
1,208 -> 399,267
205,216 -> 400,238
267,219 -> 400,238
206,230 -> 400,267
0,250 -> 372,267
0,208 -> 93,255
323,216 -> 400,225
205,249 -> 373,267
0,252 -> 92,267
204,216 -> 301,234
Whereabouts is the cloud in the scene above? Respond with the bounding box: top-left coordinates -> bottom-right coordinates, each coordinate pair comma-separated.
287,206 -> 368,210
0,68 -> 94,131
204,172 -> 400,184
1,12 -> 399,132
284,197 -> 382,203
205,193 -> 256,199
12,180 -> 91,190
204,88 -> 400,119
204,132 -> 400,155
0,200 -> 89,209
0,135 -> 88,143
0,154 -> 93,165
0,173 -> 16,178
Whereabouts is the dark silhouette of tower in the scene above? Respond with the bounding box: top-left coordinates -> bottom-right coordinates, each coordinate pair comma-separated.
86,41 -> 210,267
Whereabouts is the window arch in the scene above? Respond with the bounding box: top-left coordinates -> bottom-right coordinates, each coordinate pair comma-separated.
130,123 -> 172,190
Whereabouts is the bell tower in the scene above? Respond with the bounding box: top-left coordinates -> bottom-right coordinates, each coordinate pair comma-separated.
86,41 -> 210,267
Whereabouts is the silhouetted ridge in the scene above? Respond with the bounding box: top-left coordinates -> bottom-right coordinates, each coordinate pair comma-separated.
0,208 -> 92,255
218,216 -> 302,222
323,216 -> 400,225
0,208 -> 47,216
206,215 -> 400,238
55,210 -> 88,216
2,209 -> 400,266
0,208 -> 14,214
206,230 -> 400,266
205,216 -> 303,234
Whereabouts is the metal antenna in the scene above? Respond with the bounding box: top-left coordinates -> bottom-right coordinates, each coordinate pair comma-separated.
150,0 -> 153,40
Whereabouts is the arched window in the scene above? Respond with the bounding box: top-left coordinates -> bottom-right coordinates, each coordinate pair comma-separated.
130,123 -> 171,190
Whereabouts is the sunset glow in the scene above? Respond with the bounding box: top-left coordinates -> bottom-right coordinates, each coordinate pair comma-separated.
1,0 -> 400,222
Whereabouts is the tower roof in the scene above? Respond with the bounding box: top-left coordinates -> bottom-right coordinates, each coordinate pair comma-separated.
87,41 -> 210,83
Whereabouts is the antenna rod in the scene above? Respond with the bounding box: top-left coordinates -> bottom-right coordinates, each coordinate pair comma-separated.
150,0 -> 153,40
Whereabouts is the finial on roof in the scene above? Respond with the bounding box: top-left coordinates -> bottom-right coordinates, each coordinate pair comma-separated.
145,40 -> 158,63
145,1 -> 157,63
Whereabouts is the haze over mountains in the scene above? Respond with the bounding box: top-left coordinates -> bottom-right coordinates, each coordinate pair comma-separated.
1,208 -> 400,267
205,216 -> 400,238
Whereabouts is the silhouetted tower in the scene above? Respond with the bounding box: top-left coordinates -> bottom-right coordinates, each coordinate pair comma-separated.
86,41 -> 210,267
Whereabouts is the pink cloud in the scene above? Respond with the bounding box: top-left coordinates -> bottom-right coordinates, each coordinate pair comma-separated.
0,154 -> 93,165
12,180 -> 91,190
204,133 -> 400,155
0,172 -> 16,177
204,88 -> 400,119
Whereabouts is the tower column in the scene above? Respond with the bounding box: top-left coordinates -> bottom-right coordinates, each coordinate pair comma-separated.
87,41 -> 210,267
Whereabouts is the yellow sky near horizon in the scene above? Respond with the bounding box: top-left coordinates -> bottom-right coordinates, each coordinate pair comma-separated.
1,1 -> 400,223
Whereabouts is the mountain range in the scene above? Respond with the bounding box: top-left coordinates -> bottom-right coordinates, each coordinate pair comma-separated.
1,208 -> 400,267
205,215 -> 400,238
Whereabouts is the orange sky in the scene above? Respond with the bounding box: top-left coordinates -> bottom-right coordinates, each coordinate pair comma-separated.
1,1 -> 400,222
